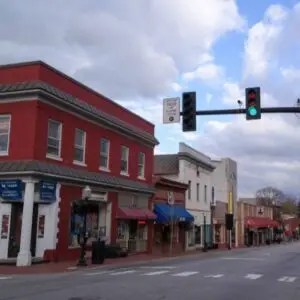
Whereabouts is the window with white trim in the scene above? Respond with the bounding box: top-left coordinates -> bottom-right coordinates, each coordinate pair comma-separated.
120,146 -> 129,174
47,119 -> 62,157
100,138 -> 110,170
138,152 -> 145,178
0,115 -> 11,155
74,128 -> 86,163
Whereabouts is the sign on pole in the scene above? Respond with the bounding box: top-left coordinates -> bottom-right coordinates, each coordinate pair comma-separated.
163,97 -> 180,124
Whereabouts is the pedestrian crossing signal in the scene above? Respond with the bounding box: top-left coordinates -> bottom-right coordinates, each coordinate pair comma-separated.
245,87 -> 261,120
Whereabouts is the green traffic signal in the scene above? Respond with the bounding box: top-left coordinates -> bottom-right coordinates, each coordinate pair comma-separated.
248,106 -> 257,116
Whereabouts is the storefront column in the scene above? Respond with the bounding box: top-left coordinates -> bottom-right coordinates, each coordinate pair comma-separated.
17,179 -> 36,267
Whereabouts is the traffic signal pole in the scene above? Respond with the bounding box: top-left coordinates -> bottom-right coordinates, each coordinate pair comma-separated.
180,107 -> 300,116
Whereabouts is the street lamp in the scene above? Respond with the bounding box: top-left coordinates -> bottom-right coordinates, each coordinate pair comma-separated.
75,185 -> 92,267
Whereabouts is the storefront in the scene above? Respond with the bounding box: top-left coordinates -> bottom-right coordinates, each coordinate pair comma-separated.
0,178 -> 60,266
116,193 -> 156,253
68,192 -> 111,248
153,203 -> 194,254
244,216 -> 279,246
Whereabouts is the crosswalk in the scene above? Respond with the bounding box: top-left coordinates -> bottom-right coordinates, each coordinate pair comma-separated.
0,276 -> 12,280
82,268 -> 300,284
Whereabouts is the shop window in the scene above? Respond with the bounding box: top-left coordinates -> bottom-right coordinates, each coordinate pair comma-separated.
69,204 -> 99,247
188,228 -> 195,246
0,115 -> 11,156
100,138 -> 110,170
138,152 -> 145,178
47,119 -> 62,159
195,225 -> 201,244
117,221 -> 127,240
121,146 -> 129,175
73,128 -> 86,164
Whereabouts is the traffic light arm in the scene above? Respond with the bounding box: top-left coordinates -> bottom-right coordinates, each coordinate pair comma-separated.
179,107 -> 300,116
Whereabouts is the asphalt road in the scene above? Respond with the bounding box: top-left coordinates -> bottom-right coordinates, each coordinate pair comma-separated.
1,242 -> 300,300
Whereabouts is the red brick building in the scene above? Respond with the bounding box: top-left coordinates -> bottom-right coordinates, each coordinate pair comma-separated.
151,176 -> 193,255
0,61 -> 158,266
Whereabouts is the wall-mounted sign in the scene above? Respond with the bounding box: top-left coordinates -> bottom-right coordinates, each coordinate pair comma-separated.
1,214 -> 9,239
40,181 -> 56,201
0,180 -> 22,201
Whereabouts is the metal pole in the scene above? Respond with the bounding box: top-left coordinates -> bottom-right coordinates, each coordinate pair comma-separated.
203,215 -> 207,252
169,203 -> 173,256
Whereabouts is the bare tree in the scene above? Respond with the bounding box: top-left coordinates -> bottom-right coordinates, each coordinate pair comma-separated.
256,186 -> 285,206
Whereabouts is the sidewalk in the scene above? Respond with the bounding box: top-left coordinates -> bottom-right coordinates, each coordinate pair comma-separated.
0,248 -> 227,275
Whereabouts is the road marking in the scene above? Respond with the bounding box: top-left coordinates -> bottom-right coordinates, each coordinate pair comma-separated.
278,276 -> 296,283
139,266 -> 177,269
84,271 -> 110,276
67,267 -> 78,270
0,276 -> 12,280
172,271 -> 199,277
110,270 -> 136,276
143,270 -> 170,276
245,274 -> 263,280
204,274 -> 224,278
222,257 -> 264,261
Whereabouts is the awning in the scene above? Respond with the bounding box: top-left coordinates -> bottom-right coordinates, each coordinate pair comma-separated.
246,217 -> 280,228
117,207 -> 156,220
154,203 -> 194,223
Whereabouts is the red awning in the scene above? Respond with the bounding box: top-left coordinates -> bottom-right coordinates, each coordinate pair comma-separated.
117,207 -> 156,220
246,217 -> 279,228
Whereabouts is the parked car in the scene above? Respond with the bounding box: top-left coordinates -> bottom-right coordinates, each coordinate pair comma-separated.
105,243 -> 128,258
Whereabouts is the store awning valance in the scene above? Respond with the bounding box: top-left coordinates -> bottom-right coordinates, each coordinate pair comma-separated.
117,207 -> 156,220
154,203 -> 194,223
245,217 -> 279,228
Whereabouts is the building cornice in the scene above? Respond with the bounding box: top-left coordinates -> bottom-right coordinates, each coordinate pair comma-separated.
0,80 -> 159,147
178,152 -> 215,172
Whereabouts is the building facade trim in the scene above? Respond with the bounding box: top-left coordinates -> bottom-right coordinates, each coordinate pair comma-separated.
0,160 -> 155,194
0,81 -> 159,147
178,152 -> 215,172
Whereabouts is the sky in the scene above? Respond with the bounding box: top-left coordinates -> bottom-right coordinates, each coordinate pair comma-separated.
1,0 -> 300,197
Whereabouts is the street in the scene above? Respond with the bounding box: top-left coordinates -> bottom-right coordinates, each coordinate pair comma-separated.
1,243 -> 300,300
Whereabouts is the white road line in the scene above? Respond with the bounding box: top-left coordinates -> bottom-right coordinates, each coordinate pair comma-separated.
245,274 -> 263,280
278,276 -> 296,283
110,270 -> 137,276
0,276 -> 12,280
172,271 -> 199,277
84,271 -> 110,276
204,274 -> 224,278
143,271 -> 170,276
222,257 -> 264,261
139,266 -> 177,269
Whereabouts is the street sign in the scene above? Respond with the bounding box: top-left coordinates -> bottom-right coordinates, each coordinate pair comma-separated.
163,97 -> 180,124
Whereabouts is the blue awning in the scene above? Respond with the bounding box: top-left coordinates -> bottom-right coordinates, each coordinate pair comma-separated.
154,203 -> 194,223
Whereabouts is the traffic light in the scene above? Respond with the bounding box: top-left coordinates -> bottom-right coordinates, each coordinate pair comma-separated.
182,91 -> 196,132
245,87 -> 261,120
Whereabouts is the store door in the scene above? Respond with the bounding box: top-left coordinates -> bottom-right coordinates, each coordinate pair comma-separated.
8,203 -> 39,258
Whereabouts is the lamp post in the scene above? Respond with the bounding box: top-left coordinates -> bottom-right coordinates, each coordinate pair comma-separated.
203,213 -> 207,252
76,185 -> 92,267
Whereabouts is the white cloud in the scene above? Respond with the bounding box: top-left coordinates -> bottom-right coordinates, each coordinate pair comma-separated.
0,0 -> 244,100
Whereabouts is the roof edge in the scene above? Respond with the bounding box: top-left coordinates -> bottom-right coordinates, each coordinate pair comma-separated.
0,60 -> 155,128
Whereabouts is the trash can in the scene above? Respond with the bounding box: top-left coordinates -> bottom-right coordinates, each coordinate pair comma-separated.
91,240 -> 105,264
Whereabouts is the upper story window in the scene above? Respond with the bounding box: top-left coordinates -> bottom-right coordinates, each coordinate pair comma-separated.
0,115 -> 11,156
74,128 -> 86,164
121,146 -> 129,175
196,183 -> 200,202
47,119 -> 62,159
188,180 -> 191,200
138,152 -> 145,178
204,184 -> 207,203
100,138 -> 110,170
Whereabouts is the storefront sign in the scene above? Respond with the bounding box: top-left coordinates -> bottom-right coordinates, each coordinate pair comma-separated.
38,215 -> 45,238
40,181 -> 56,201
0,180 -> 22,201
1,214 -> 9,239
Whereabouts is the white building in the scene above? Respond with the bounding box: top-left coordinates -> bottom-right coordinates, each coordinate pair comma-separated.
154,143 -> 216,250
210,158 -> 238,247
